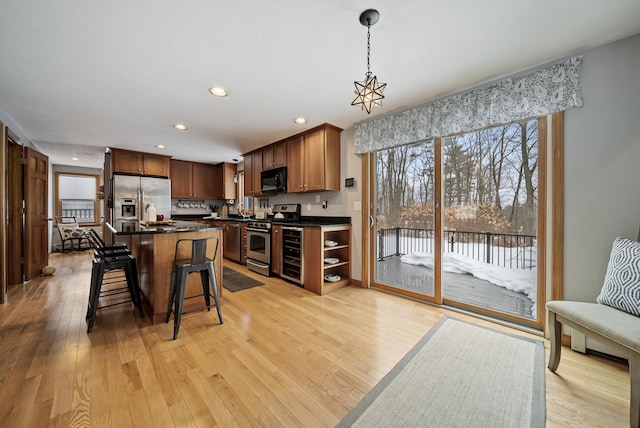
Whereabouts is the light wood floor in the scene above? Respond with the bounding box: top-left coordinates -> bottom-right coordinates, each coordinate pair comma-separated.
0,252 -> 630,427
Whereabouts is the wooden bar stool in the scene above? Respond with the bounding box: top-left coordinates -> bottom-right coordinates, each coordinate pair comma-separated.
85,231 -> 144,333
165,237 -> 223,340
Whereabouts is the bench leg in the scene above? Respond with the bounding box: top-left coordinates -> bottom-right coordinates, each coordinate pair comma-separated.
548,310 -> 561,372
630,352 -> 640,428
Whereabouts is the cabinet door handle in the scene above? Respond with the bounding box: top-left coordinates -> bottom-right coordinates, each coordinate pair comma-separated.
369,215 -> 375,229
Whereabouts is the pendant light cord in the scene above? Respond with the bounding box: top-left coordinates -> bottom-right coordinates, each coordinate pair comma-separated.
366,20 -> 372,78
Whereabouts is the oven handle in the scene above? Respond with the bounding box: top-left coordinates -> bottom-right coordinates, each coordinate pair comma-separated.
247,227 -> 271,233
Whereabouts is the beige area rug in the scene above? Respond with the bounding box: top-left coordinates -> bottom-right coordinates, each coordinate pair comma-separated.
337,316 -> 545,427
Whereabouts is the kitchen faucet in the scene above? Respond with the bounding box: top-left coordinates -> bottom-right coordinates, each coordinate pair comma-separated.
237,201 -> 251,219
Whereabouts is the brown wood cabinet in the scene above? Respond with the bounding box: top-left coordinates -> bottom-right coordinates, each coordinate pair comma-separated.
262,141 -> 287,170
244,151 -> 263,197
271,225 -> 282,275
287,124 -> 342,193
111,148 -> 170,177
241,223 -> 248,264
303,225 -> 351,295
193,163 -> 216,199
170,159 -> 192,198
214,162 -> 237,200
170,159 -> 216,199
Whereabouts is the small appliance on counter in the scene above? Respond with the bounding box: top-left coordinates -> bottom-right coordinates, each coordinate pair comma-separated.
270,203 -> 301,223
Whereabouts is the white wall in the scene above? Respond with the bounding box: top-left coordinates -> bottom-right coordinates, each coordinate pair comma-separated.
563,33 -> 640,301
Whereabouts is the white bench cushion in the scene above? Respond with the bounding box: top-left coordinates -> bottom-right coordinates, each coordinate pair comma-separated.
547,300 -> 640,354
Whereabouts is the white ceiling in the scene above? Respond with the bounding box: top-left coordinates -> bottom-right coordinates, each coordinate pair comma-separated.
1,1 -> 640,168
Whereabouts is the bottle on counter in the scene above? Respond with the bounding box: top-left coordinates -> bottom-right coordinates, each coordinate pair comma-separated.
147,204 -> 157,223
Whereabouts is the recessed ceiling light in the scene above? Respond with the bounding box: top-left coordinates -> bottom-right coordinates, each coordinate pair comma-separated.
156,144 -> 166,149
294,117 -> 307,125
209,87 -> 228,97
173,124 -> 188,130
71,157 -> 79,161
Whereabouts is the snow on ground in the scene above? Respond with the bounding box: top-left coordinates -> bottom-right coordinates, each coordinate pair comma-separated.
401,252 -> 537,305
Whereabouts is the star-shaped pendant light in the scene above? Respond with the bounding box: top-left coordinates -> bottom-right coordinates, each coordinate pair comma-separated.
352,9 -> 386,114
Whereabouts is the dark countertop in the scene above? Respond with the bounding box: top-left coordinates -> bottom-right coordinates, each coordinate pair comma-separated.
107,220 -> 224,235
273,216 -> 351,227
271,221 -> 352,227
169,214 -> 352,227
171,214 -> 252,222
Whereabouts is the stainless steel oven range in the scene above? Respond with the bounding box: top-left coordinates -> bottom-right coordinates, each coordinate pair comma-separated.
246,221 -> 271,276
245,203 -> 302,278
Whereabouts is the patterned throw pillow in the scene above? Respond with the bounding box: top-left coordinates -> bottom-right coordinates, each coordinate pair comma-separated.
596,237 -> 640,316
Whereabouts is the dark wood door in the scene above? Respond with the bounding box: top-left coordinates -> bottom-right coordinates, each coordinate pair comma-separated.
0,121 -> 5,302
7,136 -> 24,285
24,147 -> 48,280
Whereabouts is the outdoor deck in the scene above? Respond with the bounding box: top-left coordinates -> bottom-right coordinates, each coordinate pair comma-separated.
375,256 -> 534,319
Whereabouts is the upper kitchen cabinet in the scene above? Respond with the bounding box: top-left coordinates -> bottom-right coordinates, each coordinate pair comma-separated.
287,124 -> 342,193
262,141 -> 287,170
193,162 -> 217,199
111,148 -> 170,178
214,162 -> 237,200
170,159 -> 216,199
244,150 -> 263,197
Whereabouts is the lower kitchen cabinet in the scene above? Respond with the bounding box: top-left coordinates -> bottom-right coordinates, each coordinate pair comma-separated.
241,223 -> 247,265
271,225 -> 282,275
303,225 -> 351,295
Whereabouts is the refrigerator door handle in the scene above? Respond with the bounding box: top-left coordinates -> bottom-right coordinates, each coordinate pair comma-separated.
138,186 -> 144,221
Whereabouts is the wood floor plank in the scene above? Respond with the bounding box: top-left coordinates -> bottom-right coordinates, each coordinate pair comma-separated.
0,252 -> 630,427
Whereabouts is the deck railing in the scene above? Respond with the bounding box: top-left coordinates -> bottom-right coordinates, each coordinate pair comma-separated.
61,199 -> 95,223
377,227 -> 536,270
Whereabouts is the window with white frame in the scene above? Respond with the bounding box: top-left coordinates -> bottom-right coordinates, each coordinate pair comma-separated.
56,173 -> 99,224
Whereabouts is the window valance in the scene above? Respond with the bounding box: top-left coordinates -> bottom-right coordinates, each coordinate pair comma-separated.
353,56 -> 583,154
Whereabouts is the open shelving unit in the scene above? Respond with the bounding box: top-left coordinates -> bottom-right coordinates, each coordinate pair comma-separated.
303,225 -> 351,295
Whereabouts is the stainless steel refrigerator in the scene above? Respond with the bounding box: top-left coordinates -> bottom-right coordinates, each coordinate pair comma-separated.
112,175 -> 171,222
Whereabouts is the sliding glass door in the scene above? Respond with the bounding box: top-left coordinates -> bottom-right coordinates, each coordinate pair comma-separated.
370,119 -> 543,327
373,141 -> 438,300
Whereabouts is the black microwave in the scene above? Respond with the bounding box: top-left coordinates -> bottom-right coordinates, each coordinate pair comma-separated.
261,166 -> 287,193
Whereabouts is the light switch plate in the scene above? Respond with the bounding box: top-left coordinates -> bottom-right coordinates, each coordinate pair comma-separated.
307,203 -> 312,211
354,201 -> 361,211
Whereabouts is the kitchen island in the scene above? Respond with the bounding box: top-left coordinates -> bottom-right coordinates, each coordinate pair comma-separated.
106,220 -> 224,324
